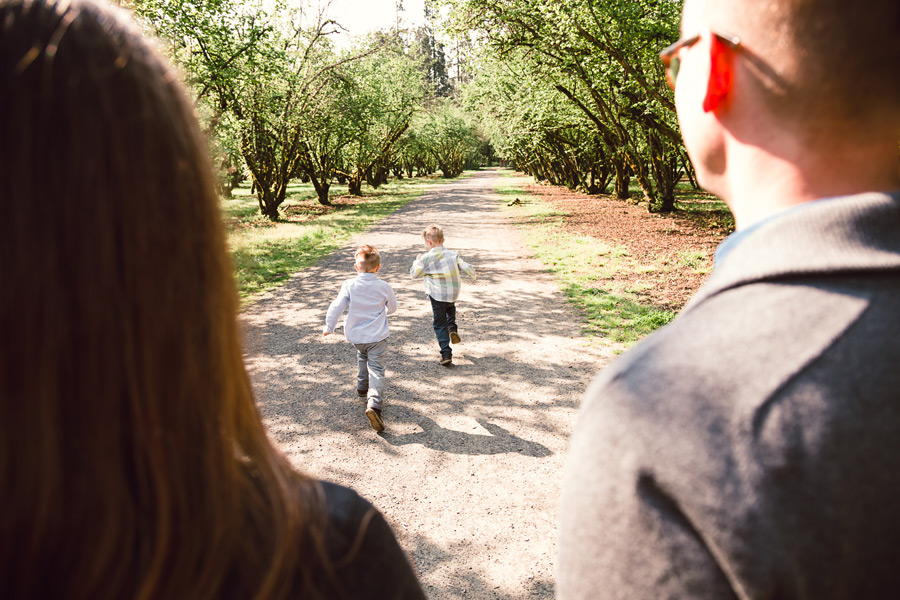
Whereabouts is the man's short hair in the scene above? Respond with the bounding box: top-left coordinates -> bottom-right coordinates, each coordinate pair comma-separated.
355,245 -> 380,272
423,225 -> 444,244
707,0 -> 900,130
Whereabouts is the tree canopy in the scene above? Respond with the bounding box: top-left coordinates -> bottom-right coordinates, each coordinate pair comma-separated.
129,0 -> 689,217
442,0 -> 686,211
131,0 -> 490,219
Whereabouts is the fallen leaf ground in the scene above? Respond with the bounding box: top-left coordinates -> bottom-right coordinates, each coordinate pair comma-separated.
521,181 -> 734,310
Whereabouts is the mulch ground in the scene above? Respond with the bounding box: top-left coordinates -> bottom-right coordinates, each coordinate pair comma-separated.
522,182 -> 733,311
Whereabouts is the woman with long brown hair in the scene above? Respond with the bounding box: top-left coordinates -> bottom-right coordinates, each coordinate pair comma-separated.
0,0 -> 425,597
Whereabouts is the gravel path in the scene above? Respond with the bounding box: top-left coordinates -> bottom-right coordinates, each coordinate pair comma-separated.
241,170 -> 608,599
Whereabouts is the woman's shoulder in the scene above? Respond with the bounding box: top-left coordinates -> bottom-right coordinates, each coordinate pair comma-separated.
318,480 -> 375,531
317,480 -> 399,557
314,480 -> 426,600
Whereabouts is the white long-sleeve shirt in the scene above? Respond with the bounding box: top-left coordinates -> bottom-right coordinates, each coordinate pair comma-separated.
324,273 -> 397,344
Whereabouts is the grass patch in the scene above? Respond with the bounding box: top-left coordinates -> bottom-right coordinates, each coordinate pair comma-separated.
674,183 -> 735,232
225,176 -> 442,303
577,284 -> 675,342
498,179 -> 677,347
677,249 -> 711,273
495,183 -> 569,223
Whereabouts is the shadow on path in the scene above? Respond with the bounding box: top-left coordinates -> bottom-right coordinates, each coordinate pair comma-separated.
380,405 -> 552,457
241,169 -> 605,600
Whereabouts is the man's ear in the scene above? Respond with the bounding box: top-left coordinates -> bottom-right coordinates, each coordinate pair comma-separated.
703,35 -> 734,113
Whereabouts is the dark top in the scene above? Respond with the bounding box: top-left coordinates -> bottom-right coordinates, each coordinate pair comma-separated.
317,481 -> 426,600
224,479 -> 426,599
559,192 -> 900,599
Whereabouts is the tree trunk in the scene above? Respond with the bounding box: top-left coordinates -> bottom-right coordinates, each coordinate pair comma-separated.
348,170 -> 364,196
436,162 -> 451,178
308,172 -> 332,206
655,188 -> 676,213
592,160 -> 612,194
257,185 -> 281,221
613,158 -> 630,199
624,150 -> 656,209
647,134 -> 679,214
368,165 -> 388,189
314,180 -> 332,206
682,155 -> 699,189
226,168 -> 244,196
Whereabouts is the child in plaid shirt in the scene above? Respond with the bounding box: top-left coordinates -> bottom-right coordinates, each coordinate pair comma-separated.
409,224 -> 477,366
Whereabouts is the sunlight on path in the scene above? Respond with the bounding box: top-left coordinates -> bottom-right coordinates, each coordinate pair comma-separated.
241,169 -> 606,599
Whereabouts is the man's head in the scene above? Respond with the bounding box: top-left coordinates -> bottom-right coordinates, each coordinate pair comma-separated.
423,225 -> 444,247
672,0 -> 900,206
686,0 -> 900,119
355,245 -> 380,273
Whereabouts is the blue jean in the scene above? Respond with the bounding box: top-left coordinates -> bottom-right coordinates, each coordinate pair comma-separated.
353,338 -> 387,410
429,296 -> 457,358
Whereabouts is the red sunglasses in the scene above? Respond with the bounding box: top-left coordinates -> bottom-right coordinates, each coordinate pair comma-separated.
659,31 -> 741,89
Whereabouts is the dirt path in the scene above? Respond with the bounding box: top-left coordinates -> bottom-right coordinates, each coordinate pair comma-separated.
241,170 -> 607,599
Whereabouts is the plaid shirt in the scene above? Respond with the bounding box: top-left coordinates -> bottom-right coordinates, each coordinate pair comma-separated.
410,246 -> 476,303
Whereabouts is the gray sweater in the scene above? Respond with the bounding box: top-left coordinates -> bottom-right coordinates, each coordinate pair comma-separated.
559,192 -> 900,599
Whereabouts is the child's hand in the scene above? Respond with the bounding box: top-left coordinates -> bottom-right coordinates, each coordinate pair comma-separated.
416,254 -> 422,260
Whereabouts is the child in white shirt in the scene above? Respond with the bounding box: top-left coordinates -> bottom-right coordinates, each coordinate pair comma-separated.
324,245 -> 397,431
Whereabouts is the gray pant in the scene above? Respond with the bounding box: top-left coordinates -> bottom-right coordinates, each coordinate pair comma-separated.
353,338 -> 387,410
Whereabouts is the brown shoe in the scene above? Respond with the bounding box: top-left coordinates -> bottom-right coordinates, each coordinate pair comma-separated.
365,407 -> 384,432
439,355 -> 452,366
449,331 -> 461,344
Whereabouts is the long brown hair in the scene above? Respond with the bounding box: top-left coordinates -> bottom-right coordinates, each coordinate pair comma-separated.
0,0 -> 330,597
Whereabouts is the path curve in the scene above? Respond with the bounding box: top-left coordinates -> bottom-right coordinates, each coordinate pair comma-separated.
242,170 -> 606,599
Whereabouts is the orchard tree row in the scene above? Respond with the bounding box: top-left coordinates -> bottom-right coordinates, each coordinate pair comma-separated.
129,0 -> 489,219
442,0 -> 689,212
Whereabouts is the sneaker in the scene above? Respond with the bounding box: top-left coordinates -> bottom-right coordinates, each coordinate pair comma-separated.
439,355 -> 453,366
365,407 -> 384,432
357,388 -> 368,398
449,331 -> 461,344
